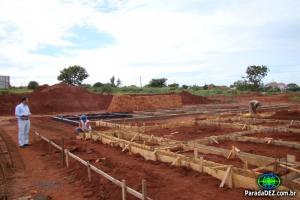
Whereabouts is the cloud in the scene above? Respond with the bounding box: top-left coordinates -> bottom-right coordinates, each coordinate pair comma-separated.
0,0 -> 299,86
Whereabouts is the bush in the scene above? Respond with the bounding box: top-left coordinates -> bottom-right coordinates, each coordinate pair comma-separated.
287,83 -> 300,92
182,85 -> 189,89
100,84 -> 113,93
168,83 -> 179,88
93,82 -> 104,87
147,78 -> 167,87
190,85 -> 202,91
27,81 -> 39,90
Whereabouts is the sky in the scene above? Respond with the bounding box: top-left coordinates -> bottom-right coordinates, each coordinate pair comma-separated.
0,0 -> 299,87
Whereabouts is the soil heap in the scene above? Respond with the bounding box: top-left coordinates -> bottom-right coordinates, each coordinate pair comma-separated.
179,91 -> 213,105
107,94 -> 183,112
0,83 -> 113,115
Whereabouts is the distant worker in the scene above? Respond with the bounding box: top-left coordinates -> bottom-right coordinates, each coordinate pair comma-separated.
248,100 -> 262,115
15,97 -> 31,148
75,115 -> 92,134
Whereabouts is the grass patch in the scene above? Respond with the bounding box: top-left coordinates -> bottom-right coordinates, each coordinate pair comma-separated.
0,88 -> 33,94
289,95 -> 300,102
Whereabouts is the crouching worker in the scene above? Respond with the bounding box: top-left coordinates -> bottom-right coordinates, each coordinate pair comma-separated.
248,100 -> 262,115
75,115 -> 92,138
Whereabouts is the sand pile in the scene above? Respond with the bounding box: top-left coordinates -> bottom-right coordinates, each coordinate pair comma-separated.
0,83 -> 113,115
179,91 -> 213,105
107,94 -> 183,112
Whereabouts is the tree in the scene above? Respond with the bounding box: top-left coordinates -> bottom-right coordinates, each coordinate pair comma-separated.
116,78 -> 122,87
182,85 -> 189,89
57,65 -> 89,86
27,81 -> 39,90
147,78 -> 167,87
110,76 -> 116,87
93,82 -> 104,87
287,83 -> 300,92
244,65 -> 269,90
203,84 -> 208,90
231,80 -> 254,91
168,83 -> 179,88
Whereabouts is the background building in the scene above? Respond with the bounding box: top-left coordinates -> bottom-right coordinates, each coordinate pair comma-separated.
0,75 -> 10,89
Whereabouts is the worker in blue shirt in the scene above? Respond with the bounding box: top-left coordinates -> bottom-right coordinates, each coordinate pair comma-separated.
15,97 -> 31,148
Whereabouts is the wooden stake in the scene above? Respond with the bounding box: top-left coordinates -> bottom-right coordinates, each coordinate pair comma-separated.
243,160 -> 248,170
122,133 -> 139,152
142,179 -> 147,200
87,161 -> 92,182
122,179 -> 127,200
48,141 -> 52,154
65,149 -> 69,168
199,156 -> 203,172
194,148 -> 198,160
171,157 -> 180,166
220,166 -> 232,188
61,138 -> 65,166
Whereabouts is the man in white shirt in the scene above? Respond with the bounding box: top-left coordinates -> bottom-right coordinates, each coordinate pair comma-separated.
15,97 -> 31,148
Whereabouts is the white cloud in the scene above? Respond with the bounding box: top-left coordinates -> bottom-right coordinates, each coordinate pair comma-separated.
0,0 -> 299,86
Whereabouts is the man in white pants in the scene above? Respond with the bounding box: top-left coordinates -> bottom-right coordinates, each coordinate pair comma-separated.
15,97 -> 31,148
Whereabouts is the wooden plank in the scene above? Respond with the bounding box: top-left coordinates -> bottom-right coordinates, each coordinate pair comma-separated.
122,132 -> 139,152
279,164 -> 300,174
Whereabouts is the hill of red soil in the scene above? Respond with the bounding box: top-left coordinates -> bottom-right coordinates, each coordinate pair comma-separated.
0,83 -> 113,115
107,94 -> 183,112
179,91 -> 213,105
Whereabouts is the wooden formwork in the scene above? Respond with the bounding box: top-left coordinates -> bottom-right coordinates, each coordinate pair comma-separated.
87,111 -> 300,198
79,129 -> 300,198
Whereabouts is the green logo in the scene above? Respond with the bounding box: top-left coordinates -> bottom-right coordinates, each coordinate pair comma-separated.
257,173 -> 281,190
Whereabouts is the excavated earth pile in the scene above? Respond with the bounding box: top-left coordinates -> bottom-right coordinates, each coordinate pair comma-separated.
107,94 -> 183,112
179,91 -> 213,105
0,83 -> 113,115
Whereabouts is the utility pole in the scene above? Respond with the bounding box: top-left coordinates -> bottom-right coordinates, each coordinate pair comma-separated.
140,76 -> 142,87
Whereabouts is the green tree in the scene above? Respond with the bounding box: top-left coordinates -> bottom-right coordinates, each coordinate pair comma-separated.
27,81 -> 39,90
93,82 -> 104,87
57,65 -> 89,86
168,83 -> 179,88
287,83 -> 300,92
147,78 -> 167,87
182,85 -> 189,89
244,65 -> 269,90
110,76 -> 116,87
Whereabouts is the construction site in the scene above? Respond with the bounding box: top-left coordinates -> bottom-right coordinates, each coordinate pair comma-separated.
0,83 -> 299,200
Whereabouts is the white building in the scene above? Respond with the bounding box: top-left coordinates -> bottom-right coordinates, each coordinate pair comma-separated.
0,75 -> 10,89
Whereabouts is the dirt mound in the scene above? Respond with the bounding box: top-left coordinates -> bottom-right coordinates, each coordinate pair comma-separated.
179,91 -> 213,105
107,94 -> 182,112
34,84 -> 49,92
0,83 -> 113,115
268,110 -> 300,120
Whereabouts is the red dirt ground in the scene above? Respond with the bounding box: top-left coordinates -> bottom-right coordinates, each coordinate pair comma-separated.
250,131 -> 300,143
267,110 -> 300,120
0,83 -> 113,115
0,117 -> 270,200
211,141 -> 300,161
145,124 -> 240,141
107,94 -> 183,112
